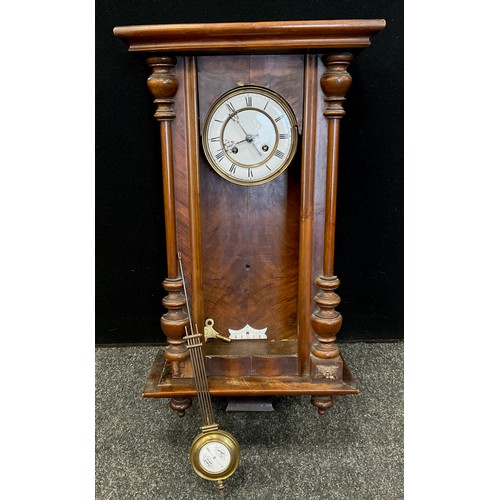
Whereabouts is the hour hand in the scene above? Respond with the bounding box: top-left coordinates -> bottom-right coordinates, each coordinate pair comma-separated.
228,138 -> 249,147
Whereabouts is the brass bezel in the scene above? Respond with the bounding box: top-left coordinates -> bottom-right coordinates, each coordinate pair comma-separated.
202,85 -> 298,186
189,429 -> 241,482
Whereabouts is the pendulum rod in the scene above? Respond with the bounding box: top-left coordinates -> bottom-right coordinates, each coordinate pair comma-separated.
185,328 -> 211,423
178,253 -> 194,336
178,253 -> 216,428
185,328 -> 215,426
185,327 -> 215,426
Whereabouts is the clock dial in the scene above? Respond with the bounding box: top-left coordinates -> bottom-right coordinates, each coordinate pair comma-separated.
202,86 -> 298,185
198,441 -> 231,474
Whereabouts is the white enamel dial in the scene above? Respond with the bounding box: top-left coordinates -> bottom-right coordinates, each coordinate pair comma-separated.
202,86 -> 298,185
198,441 -> 232,474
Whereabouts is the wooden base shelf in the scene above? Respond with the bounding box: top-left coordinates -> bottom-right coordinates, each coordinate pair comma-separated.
205,339 -> 298,377
142,349 -> 358,398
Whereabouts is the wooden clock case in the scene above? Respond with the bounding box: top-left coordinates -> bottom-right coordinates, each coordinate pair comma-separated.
113,20 -> 386,416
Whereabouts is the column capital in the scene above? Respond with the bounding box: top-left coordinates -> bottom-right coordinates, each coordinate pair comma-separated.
320,52 -> 353,118
146,56 -> 178,120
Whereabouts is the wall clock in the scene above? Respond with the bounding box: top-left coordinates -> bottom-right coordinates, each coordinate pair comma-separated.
113,20 -> 386,416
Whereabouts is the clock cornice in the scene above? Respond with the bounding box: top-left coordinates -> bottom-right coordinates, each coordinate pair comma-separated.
114,19 -> 386,53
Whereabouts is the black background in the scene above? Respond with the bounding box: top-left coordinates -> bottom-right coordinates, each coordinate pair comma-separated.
96,0 -> 403,344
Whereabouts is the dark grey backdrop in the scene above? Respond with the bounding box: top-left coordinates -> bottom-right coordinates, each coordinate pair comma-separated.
96,0 -> 403,344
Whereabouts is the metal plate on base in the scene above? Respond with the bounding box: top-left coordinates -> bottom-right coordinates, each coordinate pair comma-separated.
225,397 -> 275,412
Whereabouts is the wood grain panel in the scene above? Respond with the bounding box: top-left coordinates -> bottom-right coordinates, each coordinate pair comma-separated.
171,57 -> 193,296
204,339 -> 297,357
296,54 -> 318,376
197,55 -> 304,347
199,158 -> 301,342
198,55 -> 303,133
184,56 -> 204,329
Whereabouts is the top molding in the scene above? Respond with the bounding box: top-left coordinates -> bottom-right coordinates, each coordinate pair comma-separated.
113,20 -> 386,54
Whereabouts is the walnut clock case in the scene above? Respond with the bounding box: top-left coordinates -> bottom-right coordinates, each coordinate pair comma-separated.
113,20 -> 386,416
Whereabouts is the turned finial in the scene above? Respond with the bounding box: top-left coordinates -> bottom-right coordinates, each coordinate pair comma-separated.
320,52 -> 353,118
146,56 -> 178,120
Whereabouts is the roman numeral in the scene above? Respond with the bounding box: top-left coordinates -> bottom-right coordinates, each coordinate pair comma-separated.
247,168 -> 254,178
279,133 -> 290,140
274,150 -> 285,159
274,114 -> 285,122
265,164 -> 272,171
214,118 -> 224,123
229,163 -> 237,174
210,137 -> 220,142
215,151 -> 225,162
264,100 -> 270,110
245,95 -> 253,107
226,101 -> 236,114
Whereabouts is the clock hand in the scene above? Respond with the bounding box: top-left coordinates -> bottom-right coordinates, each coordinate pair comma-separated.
230,112 -> 263,157
233,135 -> 259,146
239,132 -> 264,157
223,137 -> 247,150
224,135 -> 263,157
236,137 -> 250,145
247,137 -> 263,157
231,113 -> 258,142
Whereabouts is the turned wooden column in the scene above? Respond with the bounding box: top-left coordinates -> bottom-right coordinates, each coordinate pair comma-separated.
147,57 -> 190,389
310,52 -> 353,413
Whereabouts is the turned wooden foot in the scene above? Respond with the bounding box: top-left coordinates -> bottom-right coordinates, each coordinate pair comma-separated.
169,397 -> 192,417
311,395 -> 334,415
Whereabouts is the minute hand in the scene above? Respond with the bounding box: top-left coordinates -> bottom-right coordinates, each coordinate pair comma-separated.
231,112 -> 262,157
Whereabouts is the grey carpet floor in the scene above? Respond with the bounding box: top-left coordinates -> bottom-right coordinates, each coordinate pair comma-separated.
95,343 -> 403,500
